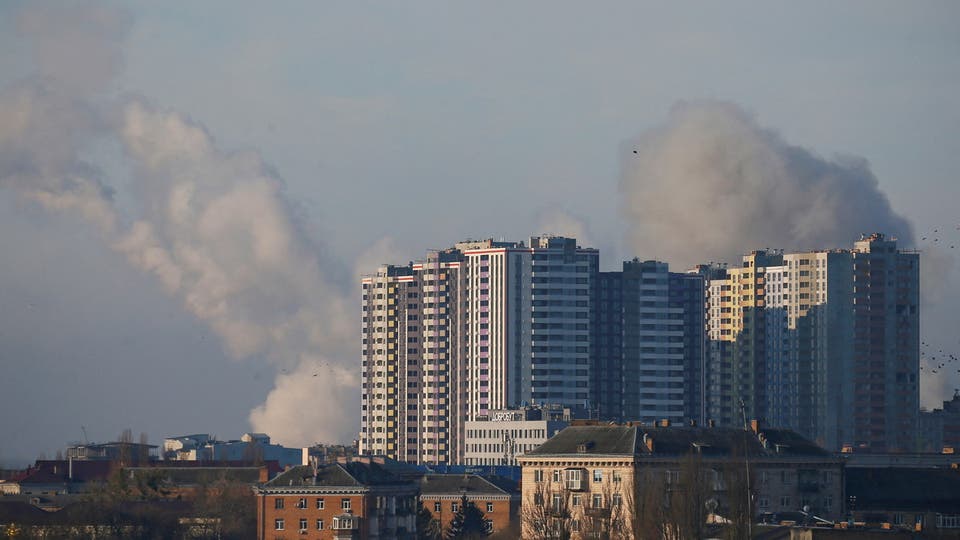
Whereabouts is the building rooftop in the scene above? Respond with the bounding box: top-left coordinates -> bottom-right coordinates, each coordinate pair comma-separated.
419,474 -> 518,497
525,424 -> 831,459
263,460 -> 410,489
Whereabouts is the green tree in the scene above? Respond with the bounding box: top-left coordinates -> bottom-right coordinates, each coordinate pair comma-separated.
445,495 -> 491,539
417,501 -> 442,540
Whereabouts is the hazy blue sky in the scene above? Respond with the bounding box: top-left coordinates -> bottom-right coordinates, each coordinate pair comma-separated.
1,1 -> 958,465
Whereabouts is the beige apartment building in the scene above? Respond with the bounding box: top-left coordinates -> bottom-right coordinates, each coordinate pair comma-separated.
517,423 -> 844,539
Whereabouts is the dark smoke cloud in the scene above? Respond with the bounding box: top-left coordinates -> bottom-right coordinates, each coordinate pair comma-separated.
620,101 -> 914,268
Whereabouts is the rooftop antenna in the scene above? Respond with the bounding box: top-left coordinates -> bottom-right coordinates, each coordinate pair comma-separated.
81,426 -> 89,445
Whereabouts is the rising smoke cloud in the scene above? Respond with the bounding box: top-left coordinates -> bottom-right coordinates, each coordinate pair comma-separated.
620,101 -> 914,269
0,3 -> 357,446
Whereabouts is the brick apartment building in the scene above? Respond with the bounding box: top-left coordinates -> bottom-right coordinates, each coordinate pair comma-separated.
254,458 -> 418,540
418,474 -> 519,535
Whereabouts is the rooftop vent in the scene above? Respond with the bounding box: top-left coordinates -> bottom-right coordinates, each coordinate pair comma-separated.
577,441 -> 594,453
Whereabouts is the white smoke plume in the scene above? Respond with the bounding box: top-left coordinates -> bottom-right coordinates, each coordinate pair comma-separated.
621,101 -> 914,269
535,208 -> 595,249
1,4 -> 357,446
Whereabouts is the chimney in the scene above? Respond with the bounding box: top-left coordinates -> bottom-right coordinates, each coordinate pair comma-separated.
642,433 -> 654,453
750,419 -> 760,434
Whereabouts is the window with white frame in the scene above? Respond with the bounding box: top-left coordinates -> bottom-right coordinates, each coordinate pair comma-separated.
299,518 -> 307,531
316,498 -> 325,509
565,468 -> 582,490
593,469 -> 602,483
274,519 -> 284,530
592,494 -> 602,508
297,498 -> 307,509
486,502 -> 494,513
341,498 -> 351,510
938,515 -> 960,529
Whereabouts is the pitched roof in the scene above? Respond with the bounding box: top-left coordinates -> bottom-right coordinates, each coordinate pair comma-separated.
263,461 -> 409,489
524,425 -> 830,459
527,426 -> 640,456
419,474 -> 518,496
126,466 -> 263,485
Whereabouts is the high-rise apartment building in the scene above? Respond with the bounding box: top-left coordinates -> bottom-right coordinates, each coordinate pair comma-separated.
359,250 -> 465,464
594,260 -> 705,424
704,233 -> 918,451
360,236 -> 598,465
848,233 -> 919,451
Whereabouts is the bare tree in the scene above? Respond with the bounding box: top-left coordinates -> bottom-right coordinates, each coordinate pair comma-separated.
576,477 -> 627,540
522,481 -> 573,540
119,428 -> 134,466
138,432 -> 150,464
721,461 -> 754,540
627,467 -> 667,540
663,453 -> 709,540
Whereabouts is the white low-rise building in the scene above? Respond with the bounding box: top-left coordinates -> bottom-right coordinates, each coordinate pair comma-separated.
463,405 -> 577,466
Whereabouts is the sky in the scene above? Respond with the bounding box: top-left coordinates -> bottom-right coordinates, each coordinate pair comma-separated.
1,1 -> 959,466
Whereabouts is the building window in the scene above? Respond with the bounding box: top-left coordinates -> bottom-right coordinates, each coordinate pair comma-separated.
297,497 -> 307,509
435,502 -> 442,512
780,496 -> 791,509
274,498 -> 284,509
553,469 -> 561,482
565,468 -> 582,490
593,470 -> 602,483
274,519 -> 284,530
486,502 -> 494,513
938,515 -> 960,529
317,519 -> 324,530
342,498 -> 351,510
612,470 -> 622,483
612,494 -> 622,507
299,519 -> 307,531
824,496 -> 833,511
572,494 -> 581,507
316,498 -> 325,509
592,494 -> 602,508
534,469 -> 544,483
452,502 -> 459,512
552,494 -> 562,512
